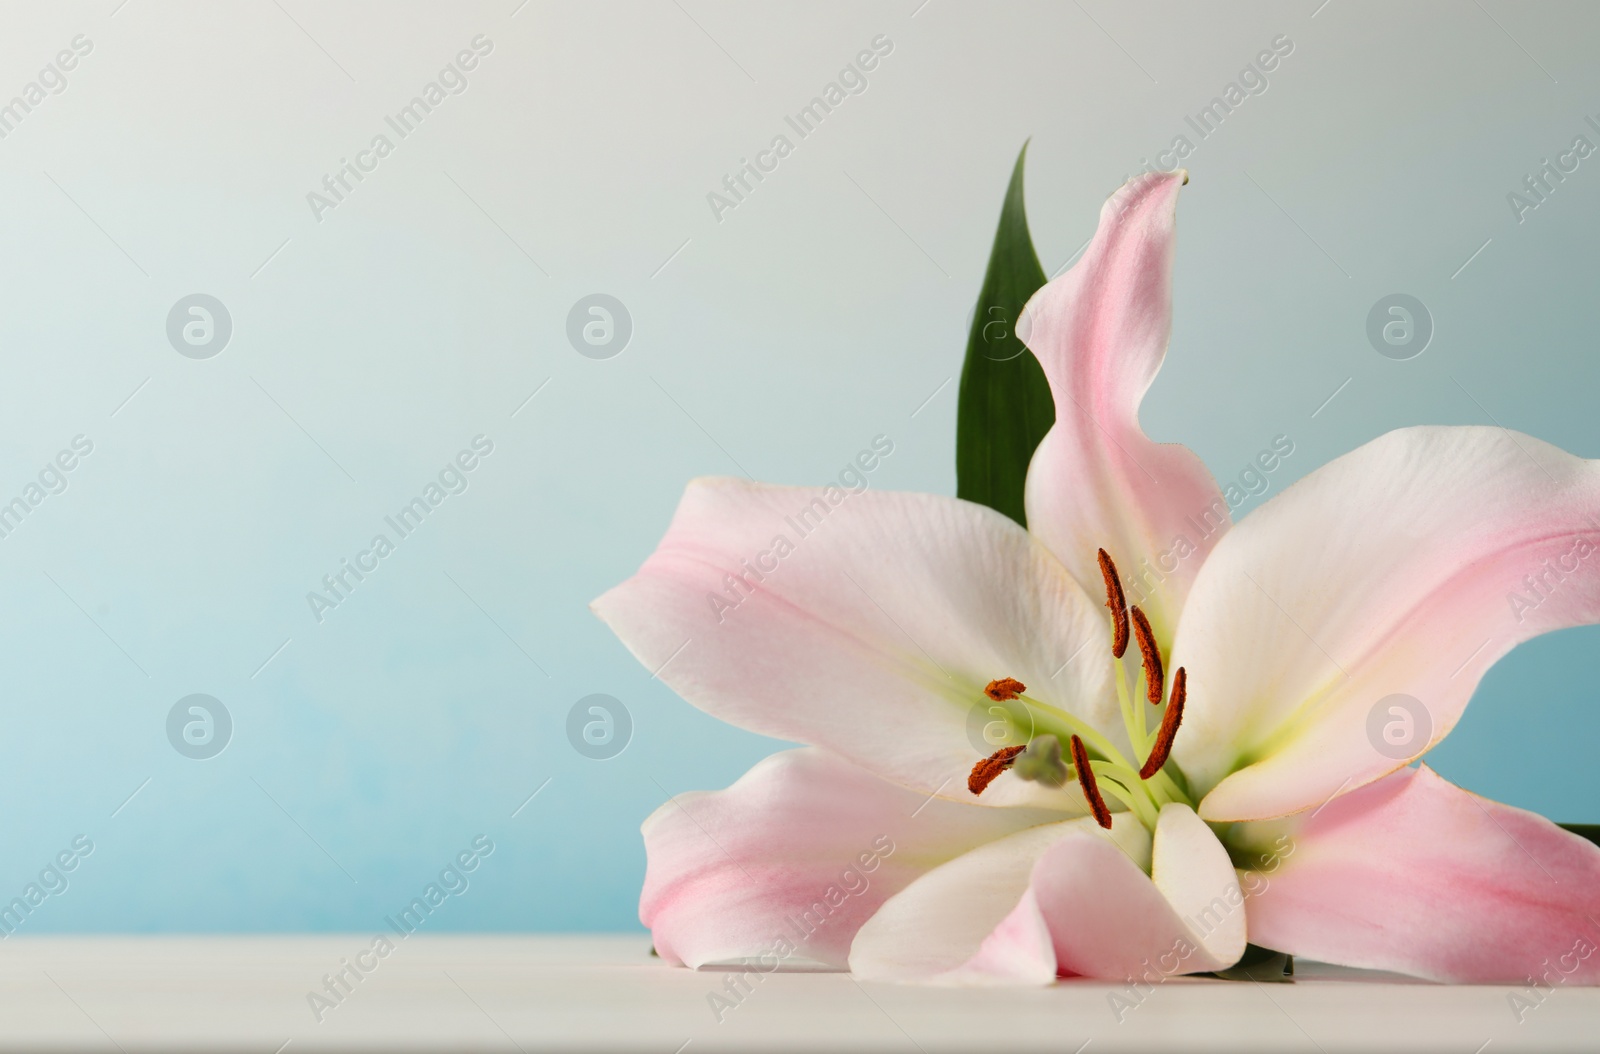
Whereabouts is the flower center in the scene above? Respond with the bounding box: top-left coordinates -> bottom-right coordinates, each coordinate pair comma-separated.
966,548 -> 1194,830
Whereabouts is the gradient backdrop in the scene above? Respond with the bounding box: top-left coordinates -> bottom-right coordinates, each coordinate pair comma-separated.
2,0 -> 1597,934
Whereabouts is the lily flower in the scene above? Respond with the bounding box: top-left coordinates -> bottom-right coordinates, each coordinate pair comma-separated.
593,170 -> 1600,984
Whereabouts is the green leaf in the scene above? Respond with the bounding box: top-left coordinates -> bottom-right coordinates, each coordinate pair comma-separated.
955,141 -> 1055,527
1211,943 -> 1294,983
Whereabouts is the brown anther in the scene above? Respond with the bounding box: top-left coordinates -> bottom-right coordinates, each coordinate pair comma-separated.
1129,606 -> 1163,705
1096,548 -> 1130,658
968,745 -> 1025,796
984,678 -> 1027,702
1069,734 -> 1113,829
1139,667 -> 1186,780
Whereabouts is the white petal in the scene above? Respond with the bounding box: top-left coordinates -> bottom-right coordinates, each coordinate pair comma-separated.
643,748 -> 1064,968
595,478 -> 1118,808
1172,426 -> 1600,820
1149,802 -> 1249,968
849,820 -> 1116,984
1034,802 -> 1245,978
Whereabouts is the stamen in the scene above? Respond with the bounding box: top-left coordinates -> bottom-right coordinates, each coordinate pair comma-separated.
1069,734 -> 1113,829
1139,667 -> 1186,780
968,745 -> 1025,796
1130,606 -> 1163,704
984,677 -> 1026,701
1096,548 -> 1130,658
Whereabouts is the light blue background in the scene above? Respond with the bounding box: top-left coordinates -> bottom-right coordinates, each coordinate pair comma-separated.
2,0 -> 1597,934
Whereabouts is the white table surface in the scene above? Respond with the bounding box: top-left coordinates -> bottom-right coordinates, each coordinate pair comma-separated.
0,935 -> 1588,1052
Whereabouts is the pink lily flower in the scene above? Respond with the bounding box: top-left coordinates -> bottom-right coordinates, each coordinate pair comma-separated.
593,170 -> 1600,985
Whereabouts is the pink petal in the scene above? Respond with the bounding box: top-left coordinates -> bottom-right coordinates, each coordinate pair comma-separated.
851,805 -> 1246,985
594,478 -> 1117,809
1243,766 -> 1600,983
1021,170 -> 1229,643
849,819 -> 1109,984
643,748 -> 1065,969
949,888 -> 1057,985
1034,803 -> 1246,979
1172,426 -> 1600,821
